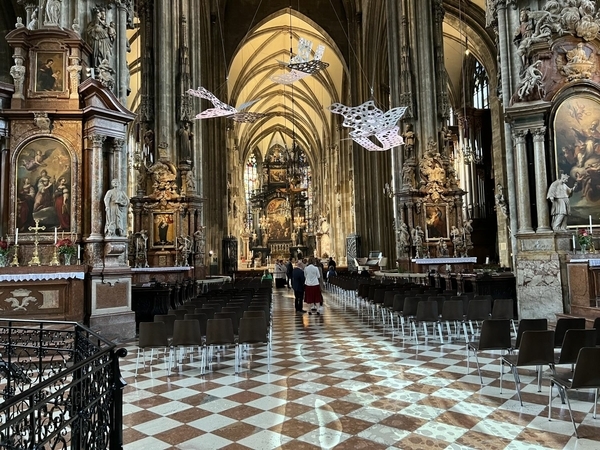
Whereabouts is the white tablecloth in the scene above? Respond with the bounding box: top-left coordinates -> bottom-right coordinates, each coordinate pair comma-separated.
0,272 -> 85,282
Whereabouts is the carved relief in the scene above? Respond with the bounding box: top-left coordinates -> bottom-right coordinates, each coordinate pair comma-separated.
557,43 -> 595,81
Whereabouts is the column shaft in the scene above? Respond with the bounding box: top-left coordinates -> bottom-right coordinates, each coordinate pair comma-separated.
88,134 -> 105,240
532,127 -> 551,231
514,129 -> 534,233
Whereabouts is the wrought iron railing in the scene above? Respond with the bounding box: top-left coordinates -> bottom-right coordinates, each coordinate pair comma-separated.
0,318 -> 127,450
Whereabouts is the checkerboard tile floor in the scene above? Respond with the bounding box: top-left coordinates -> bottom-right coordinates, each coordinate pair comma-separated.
118,288 -> 600,449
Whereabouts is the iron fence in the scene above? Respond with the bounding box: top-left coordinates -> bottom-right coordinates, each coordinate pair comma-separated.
0,318 -> 126,450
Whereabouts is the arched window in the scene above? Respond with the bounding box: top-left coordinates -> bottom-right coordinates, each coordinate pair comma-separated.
472,60 -> 489,110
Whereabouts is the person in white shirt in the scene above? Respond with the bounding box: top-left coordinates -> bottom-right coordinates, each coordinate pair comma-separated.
274,259 -> 286,288
304,257 -> 323,315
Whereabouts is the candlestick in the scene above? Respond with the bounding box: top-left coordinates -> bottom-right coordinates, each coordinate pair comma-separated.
49,246 -> 60,266
78,244 -> 81,263
10,244 -> 19,267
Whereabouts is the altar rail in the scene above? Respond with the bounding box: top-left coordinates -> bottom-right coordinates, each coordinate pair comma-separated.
0,318 -> 126,450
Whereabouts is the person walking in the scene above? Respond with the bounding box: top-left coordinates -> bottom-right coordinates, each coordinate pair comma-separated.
286,258 -> 293,289
304,257 -> 323,315
291,261 -> 306,313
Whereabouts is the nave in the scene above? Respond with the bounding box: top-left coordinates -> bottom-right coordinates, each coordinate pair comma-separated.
119,288 -> 600,450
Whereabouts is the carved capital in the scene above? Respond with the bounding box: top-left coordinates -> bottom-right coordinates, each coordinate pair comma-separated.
112,138 -> 126,150
512,129 -> 527,145
532,126 -> 546,142
90,134 -> 106,147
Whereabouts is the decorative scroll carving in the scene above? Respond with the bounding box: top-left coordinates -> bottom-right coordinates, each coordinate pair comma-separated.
33,112 -> 51,133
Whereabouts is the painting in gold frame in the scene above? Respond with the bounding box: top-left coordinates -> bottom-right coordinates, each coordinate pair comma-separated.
34,52 -> 65,92
153,212 -> 175,247
553,96 -> 600,227
425,204 -> 449,241
266,198 -> 291,241
15,138 -> 72,233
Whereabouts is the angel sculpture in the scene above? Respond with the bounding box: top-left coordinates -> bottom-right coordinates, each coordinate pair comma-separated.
270,37 -> 329,85
187,87 -> 268,123
328,100 -> 408,151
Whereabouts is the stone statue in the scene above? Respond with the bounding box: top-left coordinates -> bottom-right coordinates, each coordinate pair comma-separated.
178,122 -> 193,162
15,17 -> 24,28
97,59 -> 115,90
451,226 -> 465,257
104,178 -> 129,237
134,230 -> 149,268
411,225 -> 424,258
28,8 -> 38,30
437,238 -> 449,257
44,0 -> 61,26
513,8 -> 534,71
495,183 -> 509,218
402,123 -> 415,161
402,164 -> 415,189
10,57 -> 25,99
86,6 -> 113,68
398,222 -> 410,256
547,173 -> 577,231
517,60 -> 545,100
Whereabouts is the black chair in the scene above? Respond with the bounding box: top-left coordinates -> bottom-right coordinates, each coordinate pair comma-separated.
491,298 -> 517,335
204,318 -> 236,373
411,300 -> 443,343
135,321 -> 169,376
553,329 -> 596,372
237,317 -> 270,372
153,313 -> 176,341
549,347 -> 600,438
465,299 -> 492,341
554,317 -> 586,348
500,330 -> 555,406
169,319 -> 203,373
440,300 -> 467,342
513,318 -> 548,350
467,319 -> 512,385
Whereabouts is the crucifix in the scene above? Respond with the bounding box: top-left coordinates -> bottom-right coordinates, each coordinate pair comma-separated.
27,219 -> 46,266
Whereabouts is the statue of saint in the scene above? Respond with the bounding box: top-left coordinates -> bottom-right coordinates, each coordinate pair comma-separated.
547,174 -> 577,231
104,178 -> 129,237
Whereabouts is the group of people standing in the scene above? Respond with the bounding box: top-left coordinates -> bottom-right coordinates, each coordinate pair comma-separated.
262,257 -> 337,315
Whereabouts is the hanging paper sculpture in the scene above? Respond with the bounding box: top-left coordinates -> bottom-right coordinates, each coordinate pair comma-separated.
328,100 -> 408,151
271,37 -> 329,85
187,87 -> 268,123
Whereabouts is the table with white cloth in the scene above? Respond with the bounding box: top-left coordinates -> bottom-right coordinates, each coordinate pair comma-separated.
0,266 -> 86,322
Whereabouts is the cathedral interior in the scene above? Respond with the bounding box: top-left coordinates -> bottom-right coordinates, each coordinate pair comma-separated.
4,0 -> 600,448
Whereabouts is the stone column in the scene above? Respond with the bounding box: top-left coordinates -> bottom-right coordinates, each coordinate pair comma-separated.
112,138 -> 126,188
532,126 -> 551,232
88,134 -> 105,241
513,129 -> 534,233
116,1 -> 128,104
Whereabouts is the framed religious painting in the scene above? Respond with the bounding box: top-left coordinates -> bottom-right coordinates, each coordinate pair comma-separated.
15,138 -> 73,233
269,168 -> 287,184
34,51 -> 65,93
266,198 -> 291,241
152,212 -> 175,247
424,204 -> 449,241
553,95 -> 600,227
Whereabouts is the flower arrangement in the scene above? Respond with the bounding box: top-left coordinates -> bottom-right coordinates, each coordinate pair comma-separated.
0,239 -> 9,256
577,228 -> 593,248
56,238 -> 76,256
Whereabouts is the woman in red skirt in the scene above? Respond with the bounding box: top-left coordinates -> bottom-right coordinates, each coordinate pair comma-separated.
304,257 -> 323,315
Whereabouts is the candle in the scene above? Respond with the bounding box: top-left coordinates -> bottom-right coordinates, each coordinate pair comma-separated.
590,215 -> 593,235
15,229 -> 18,245
485,257 -> 490,265
573,234 -> 576,250
78,245 -> 81,261
54,227 -> 57,244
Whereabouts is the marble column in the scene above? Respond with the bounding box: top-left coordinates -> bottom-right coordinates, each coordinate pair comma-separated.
532,126 -> 551,232
112,138 -> 127,188
88,134 -> 105,241
513,129 -> 534,233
